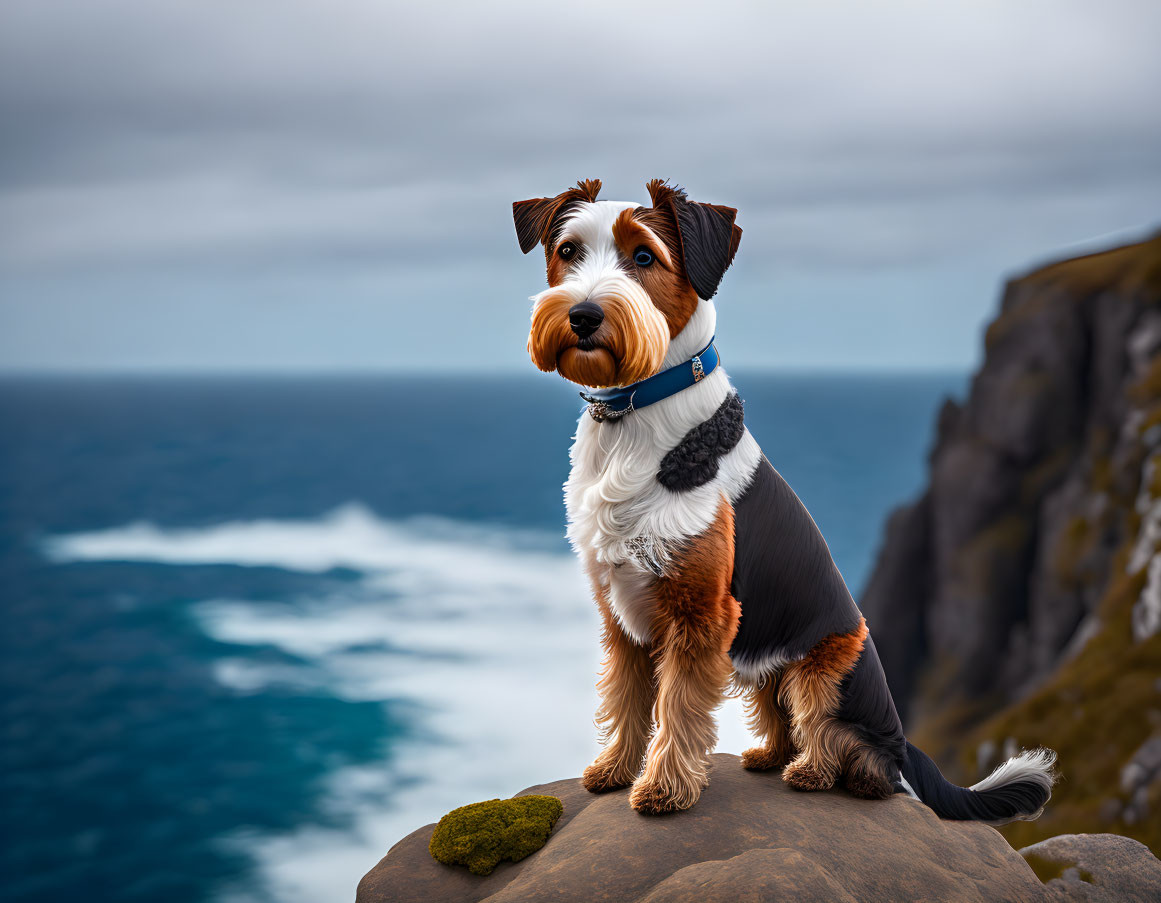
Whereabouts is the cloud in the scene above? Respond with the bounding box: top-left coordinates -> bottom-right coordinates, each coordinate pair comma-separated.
1,0 -> 1159,369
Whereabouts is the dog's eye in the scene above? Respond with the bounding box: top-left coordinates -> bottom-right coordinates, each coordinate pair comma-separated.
557,242 -> 577,261
633,248 -> 654,267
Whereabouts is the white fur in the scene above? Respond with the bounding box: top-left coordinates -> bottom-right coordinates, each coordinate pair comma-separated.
663,295 -> 717,367
729,649 -> 794,687
540,200 -> 1057,806
970,747 -> 1058,821
970,747 -> 1057,793
567,364 -> 761,643
530,199 -> 757,646
606,561 -> 659,645
529,201 -> 671,370
555,205 -> 761,643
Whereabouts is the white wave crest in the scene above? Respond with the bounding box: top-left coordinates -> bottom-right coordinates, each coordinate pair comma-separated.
44,502 -> 570,587
44,505 -> 752,903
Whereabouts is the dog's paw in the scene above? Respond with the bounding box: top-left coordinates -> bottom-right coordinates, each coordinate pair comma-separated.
741,746 -> 790,771
628,778 -> 694,815
782,760 -> 835,792
844,768 -> 893,800
581,755 -> 636,794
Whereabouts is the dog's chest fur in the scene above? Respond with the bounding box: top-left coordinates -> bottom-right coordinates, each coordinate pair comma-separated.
564,368 -> 760,643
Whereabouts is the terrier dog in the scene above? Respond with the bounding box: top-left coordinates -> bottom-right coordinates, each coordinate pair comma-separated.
514,178 -> 1056,819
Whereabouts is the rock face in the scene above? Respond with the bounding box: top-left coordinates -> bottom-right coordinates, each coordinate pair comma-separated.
858,235 -> 1161,853
1020,833 -> 1161,903
356,754 -> 1160,903
863,234 -> 1161,714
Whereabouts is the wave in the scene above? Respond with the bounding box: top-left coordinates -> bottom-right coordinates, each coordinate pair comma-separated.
43,502 -> 569,581
43,505 -> 752,903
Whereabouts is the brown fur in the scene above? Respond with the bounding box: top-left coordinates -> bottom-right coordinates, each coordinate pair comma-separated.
525,179 -> 734,389
520,180 -> 906,816
740,671 -> 795,771
644,179 -> 743,288
512,179 -> 603,258
581,588 -> 658,793
580,513 -> 891,812
773,619 -> 892,797
612,207 -> 700,339
611,208 -> 674,270
644,178 -> 681,209
631,498 -> 740,814
578,524 -> 894,811
527,284 -> 669,387
580,499 -> 741,814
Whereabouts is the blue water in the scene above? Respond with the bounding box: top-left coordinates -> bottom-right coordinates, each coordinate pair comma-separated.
0,372 -> 963,902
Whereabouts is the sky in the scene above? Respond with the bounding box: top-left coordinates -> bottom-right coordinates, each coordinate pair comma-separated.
1,0 -> 1159,373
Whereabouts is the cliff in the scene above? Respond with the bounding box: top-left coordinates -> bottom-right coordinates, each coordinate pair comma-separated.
860,233 -> 1161,853
357,754 -> 1161,903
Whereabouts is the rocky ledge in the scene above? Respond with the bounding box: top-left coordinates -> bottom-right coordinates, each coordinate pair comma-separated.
357,754 -> 1161,903
860,234 -> 1161,850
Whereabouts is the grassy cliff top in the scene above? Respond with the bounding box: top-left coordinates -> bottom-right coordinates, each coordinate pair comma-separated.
1014,232 -> 1161,297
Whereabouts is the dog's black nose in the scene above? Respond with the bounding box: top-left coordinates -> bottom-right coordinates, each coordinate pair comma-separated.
568,301 -> 604,339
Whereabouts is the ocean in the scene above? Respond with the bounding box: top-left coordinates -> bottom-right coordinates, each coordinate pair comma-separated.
0,371 -> 964,902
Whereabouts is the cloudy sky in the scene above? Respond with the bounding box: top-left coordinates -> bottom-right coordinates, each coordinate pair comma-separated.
1,0 -> 1158,372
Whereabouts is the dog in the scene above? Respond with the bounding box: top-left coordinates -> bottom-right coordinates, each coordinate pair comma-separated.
514,178 -> 1057,819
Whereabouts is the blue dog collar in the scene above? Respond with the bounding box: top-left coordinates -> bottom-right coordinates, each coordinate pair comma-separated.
579,338 -> 719,422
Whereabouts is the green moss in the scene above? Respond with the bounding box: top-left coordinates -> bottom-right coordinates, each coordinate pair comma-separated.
1022,852 -> 1094,884
1090,454 -> 1114,494
952,514 -> 1031,597
920,234 -> 1161,858
1017,234 -> 1161,299
1053,515 -> 1093,587
985,235 -> 1161,351
428,795 -> 563,876
1020,448 -> 1073,507
907,654 -> 1004,766
985,294 -> 1056,351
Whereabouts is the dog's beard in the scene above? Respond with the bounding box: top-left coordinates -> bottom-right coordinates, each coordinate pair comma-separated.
527,277 -> 670,388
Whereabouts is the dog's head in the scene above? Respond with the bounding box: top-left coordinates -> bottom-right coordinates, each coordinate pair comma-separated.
514,179 -> 741,388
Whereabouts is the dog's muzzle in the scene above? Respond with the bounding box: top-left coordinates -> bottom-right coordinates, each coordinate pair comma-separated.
568,301 -> 604,339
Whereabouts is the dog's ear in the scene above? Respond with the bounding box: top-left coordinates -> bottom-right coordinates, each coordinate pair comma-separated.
646,179 -> 742,300
512,179 -> 603,254
512,196 -> 561,255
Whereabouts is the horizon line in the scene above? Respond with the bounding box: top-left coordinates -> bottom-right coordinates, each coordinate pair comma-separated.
0,364 -> 972,379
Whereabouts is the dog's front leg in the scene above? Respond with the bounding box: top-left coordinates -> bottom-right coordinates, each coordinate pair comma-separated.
629,618 -> 733,814
581,602 -> 657,793
629,500 -> 739,815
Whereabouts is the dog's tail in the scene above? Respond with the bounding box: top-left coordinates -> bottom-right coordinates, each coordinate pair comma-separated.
899,740 -> 1057,824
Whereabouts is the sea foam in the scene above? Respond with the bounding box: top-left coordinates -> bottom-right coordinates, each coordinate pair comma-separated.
45,505 -> 752,903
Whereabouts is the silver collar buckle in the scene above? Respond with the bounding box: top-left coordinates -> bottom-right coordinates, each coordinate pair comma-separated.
581,391 -> 635,423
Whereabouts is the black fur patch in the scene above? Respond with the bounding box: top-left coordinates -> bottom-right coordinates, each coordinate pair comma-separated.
836,637 -> 906,767
656,393 -> 745,491
728,455 -> 863,666
901,741 -> 1052,821
673,198 -> 740,300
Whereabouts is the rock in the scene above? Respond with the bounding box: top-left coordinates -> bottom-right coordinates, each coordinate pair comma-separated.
858,234 -> 1161,731
859,495 -> 931,713
1119,734 -> 1161,825
1120,734 -> 1161,795
1020,833 -> 1161,902
354,754 -> 1151,903
854,234 -> 1161,860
